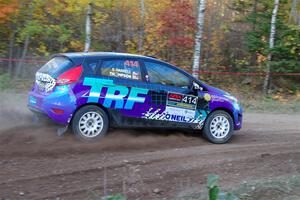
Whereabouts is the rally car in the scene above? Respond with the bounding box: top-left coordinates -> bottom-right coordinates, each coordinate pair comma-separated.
28,52 -> 243,144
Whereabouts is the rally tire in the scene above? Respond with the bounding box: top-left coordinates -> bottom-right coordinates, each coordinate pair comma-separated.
72,105 -> 109,141
202,110 -> 234,144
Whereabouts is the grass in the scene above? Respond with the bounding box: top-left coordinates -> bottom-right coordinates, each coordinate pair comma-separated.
101,194 -> 125,200
175,174 -> 300,200
233,174 -> 300,200
98,174 -> 240,200
0,73 -> 13,90
241,95 -> 300,113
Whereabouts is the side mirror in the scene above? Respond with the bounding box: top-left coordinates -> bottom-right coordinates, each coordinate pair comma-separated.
193,82 -> 203,91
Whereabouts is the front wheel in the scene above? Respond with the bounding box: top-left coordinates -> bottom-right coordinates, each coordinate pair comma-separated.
72,105 -> 109,141
202,110 -> 234,144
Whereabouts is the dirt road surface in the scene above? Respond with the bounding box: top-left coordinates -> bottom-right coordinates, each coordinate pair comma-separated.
0,94 -> 299,200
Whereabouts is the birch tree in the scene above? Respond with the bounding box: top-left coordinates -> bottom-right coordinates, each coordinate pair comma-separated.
84,3 -> 93,52
289,0 -> 300,25
192,0 -> 207,78
263,0 -> 279,94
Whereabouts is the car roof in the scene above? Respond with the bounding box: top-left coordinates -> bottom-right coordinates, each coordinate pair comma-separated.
53,52 -> 163,66
56,52 -> 157,60
53,52 -> 195,81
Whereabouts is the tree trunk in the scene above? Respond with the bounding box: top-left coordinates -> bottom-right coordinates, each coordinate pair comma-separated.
204,1 -> 214,66
289,0 -> 300,25
250,0 -> 258,66
192,0 -> 207,79
116,1 -> 125,51
263,0 -> 279,94
8,31 -> 16,77
14,35 -> 30,79
138,0 -> 145,54
84,3 -> 93,52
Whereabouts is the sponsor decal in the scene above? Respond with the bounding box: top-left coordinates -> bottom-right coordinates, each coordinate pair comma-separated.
204,93 -> 211,102
132,71 -> 140,80
83,78 -> 148,110
193,110 -> 207,129
168,93 -> 183,101
142,106 -> 196,123
29,96 -> 37,105
124,60 -> 139,67
142,106 -> 207,125
211,94 -> 225,102
35,72 -> 56,92
167,92 -> 198,110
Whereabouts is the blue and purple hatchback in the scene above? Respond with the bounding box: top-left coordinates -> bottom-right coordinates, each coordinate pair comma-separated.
28,52 -> 242,143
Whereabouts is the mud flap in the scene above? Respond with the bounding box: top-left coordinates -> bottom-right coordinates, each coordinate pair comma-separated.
57,126 -> 68,136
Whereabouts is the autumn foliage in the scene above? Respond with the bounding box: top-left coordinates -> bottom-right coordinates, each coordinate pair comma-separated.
0,0 -> 298,94
0,0 -> 18,23
159,0 -> 195,47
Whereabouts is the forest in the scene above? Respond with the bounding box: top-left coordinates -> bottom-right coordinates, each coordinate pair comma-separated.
0,2 -> 300,199
0,0 -> 299,95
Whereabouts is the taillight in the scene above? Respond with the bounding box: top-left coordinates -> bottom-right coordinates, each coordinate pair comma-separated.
56,65 -> 83,85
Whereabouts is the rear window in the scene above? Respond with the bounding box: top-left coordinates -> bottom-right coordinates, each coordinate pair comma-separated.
100,59 -> 141,80
38,57 -> 73,77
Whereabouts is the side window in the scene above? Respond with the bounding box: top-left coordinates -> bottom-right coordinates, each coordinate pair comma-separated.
82,59 -> 98,76
144,61 -> 190,88
101,59 -> 141,80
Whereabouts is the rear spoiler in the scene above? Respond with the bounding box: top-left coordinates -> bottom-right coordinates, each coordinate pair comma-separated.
51,53 -> 85,67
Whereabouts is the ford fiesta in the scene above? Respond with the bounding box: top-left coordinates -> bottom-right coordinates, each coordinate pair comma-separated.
28,52 -> 243,144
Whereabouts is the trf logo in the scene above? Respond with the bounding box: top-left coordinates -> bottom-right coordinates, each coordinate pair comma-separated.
83,78 -> 148,110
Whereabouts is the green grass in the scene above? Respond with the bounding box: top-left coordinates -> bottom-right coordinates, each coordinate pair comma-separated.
242,96 -> 300,113
176,174 -> 300,200
233,174 -> 300,200
0,73 -> 14,90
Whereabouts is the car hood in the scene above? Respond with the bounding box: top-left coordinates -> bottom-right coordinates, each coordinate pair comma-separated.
202,83 -> 230,96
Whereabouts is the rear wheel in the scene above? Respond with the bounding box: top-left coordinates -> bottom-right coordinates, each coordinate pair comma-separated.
202,110 -> 234,144
72,105 -> 109,141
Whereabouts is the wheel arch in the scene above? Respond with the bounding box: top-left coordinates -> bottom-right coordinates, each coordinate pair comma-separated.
210,107 -> 235,121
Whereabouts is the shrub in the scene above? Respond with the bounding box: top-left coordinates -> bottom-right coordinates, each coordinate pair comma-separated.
207,173 -> 239,200
0,73 -> 13,90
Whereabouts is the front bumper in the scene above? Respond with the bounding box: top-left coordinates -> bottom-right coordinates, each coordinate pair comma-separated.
233,103 -> 243,130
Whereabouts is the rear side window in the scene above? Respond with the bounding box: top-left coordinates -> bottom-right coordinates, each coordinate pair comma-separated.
144,62 -> 190,88
82,58 -> 99,76
38,57 -> 73,77
101,59 -> 141,80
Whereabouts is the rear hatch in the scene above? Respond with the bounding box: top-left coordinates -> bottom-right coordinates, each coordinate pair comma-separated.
35,56 -> 79,93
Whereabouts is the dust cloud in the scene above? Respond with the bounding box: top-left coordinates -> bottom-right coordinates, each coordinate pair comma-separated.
0,92 -> 34,130
0,91 -> 202,157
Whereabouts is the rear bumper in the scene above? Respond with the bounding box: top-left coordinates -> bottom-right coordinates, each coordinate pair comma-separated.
28,106 -> 49,119
28,85 -> 77,125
